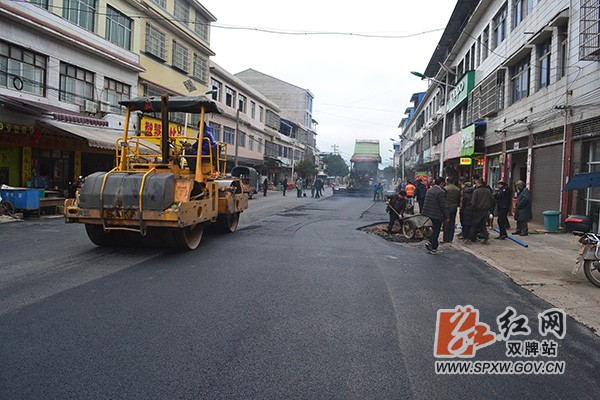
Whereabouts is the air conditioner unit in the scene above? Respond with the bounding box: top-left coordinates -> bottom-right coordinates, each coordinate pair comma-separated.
100,103 -> 111,113
82,100 -> 98,114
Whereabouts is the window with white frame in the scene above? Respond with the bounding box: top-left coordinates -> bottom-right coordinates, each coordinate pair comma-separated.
59,62 -> 94,105
257,138 -> 263,154
151,0 -> 166,8
193,53 -> 207,84
209,122 -> 221,141
172,41 -> 189,72
195,11 -> 209,42
477,35 -> 482,67
106,6 -> 132,50
559,27 -> 568,79
174,0 -> 189,24
514,0 -> 533,28
238,94 -> 247,113
223,126 -> 235,145
104,77 -> 130,110
238,131 -> 246,147
145,24 -> 166,60
538,38 -> 552,89
250,101 -> 256,118
249,135 -> 254,151
63,0 -> 96,31
225,86 -> 235,108
0,40 -> 46,96
211,78 -> 222,101
492,3 -> 507,50
510,55 -> 530,103
259,105 -> 264,122
482,27 -> 490,60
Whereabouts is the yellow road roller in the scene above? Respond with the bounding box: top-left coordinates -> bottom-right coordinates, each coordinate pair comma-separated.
64,95 -> 248,250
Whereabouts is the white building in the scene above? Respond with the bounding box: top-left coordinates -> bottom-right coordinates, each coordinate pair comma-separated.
401,0 -> 600,226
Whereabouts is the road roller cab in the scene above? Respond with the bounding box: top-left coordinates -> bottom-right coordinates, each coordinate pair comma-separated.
64,95 -> 248,250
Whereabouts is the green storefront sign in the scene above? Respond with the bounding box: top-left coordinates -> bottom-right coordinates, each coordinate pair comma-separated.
460,125 -> 476,157
447,71 -> 475,112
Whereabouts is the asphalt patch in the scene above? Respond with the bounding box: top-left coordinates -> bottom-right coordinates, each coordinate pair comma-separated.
361,223 -> 425,244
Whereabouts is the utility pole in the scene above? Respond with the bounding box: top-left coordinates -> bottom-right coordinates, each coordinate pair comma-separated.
331,144 -> 339,155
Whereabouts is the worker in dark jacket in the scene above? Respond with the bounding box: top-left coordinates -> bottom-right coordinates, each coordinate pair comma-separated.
386,190 -> 407,234
493,180 -> 512,239
460,181 -> 475,240
467,178 -> 492,244
514,180 -> 532,236
421,177 -> 447,254
415,179 -> 427,213
443,177 -> 461,243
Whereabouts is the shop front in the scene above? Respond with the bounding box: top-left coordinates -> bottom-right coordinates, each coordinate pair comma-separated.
443,123 -> 485,180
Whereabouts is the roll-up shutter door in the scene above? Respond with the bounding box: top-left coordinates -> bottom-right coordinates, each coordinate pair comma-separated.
531,144 -> 562,224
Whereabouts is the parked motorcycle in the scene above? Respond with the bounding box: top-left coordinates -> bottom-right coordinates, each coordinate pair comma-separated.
572,231 -> 600,288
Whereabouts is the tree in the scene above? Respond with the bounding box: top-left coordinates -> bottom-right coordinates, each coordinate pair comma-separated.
295,159 -> 318,178
382,166 -> 397,182
322,154 -> 349,177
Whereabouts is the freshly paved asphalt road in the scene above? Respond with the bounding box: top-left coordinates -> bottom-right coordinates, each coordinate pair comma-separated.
1,194 -> 599,399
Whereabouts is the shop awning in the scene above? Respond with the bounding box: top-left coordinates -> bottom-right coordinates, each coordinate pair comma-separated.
40,119 -> 123,149
563,172 -> 600,191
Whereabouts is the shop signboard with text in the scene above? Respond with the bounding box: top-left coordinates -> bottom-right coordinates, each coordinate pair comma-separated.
460,124 -> 485,157
140,116 -> 193,144
447,71 -> 475,112
445,132 -> 462,160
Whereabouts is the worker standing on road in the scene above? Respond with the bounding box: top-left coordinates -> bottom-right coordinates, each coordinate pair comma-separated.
282,176 -> 288,196
443,177 -> 461,243
404,180 -> 416,213
422,177 -> 447,254
415,179 -> 427,213
386,190 -> 407,235
467,178 -> 492,244
296,177 -> 304,198
514,180 -> 532,236
493,180 -> 512,239
263,178 -> 268,197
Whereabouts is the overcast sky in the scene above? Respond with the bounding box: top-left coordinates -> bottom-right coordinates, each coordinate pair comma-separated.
201,0 -> 457,166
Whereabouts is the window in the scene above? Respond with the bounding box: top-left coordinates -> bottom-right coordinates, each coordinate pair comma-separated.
104,77 -> 130,110
0,41 -> 46,96
59,62 -> 94,105
172,41 -> 189,72
238,131 -> 246,147
106,6 -> 132,50
510,55 -> 530,103
238,94 -> 247,113
143,82 -> 165,97
259,105 -> 264,122
223,126 -> 235,145
195,11 -> 209,42
63,0 -> 96,31
173,0 -> 189,24
211,78 -> 222,101
257,138 -> 263,154
225,86 -> 235,108
151,0 -> 166,8
192,53 -> 207,84
476,36 -> 482,67
145,24 -> 166,60
538,38 -> 552,89
464,51 -> 470,72
471,43 -> 476,68
208,122 -> 221,141
482,27 -> 490,61
514,0 -> 533,28
492,4 -> 508,49
250,101 -> 256,118
30,0 -> 49,9
559,28 -> 568,79
249,135 -> 254,151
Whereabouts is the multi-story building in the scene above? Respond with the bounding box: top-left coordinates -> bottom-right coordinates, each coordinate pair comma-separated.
0,0 -> 142,194
235,69 -> 317,167
400,0 -> 600,227
0,0 -> 218,196
207,61 -> 281,176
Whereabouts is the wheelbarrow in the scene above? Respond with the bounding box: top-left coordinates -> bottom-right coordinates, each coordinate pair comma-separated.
400,214 -> 432,239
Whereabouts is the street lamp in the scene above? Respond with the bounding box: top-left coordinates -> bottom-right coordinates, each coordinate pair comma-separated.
410,69 -> 454,178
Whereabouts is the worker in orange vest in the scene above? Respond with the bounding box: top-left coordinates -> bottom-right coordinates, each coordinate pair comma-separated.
404,180 -> 416,214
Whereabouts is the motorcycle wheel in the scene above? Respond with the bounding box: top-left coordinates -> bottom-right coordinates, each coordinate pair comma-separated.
583,260 -> 600,288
